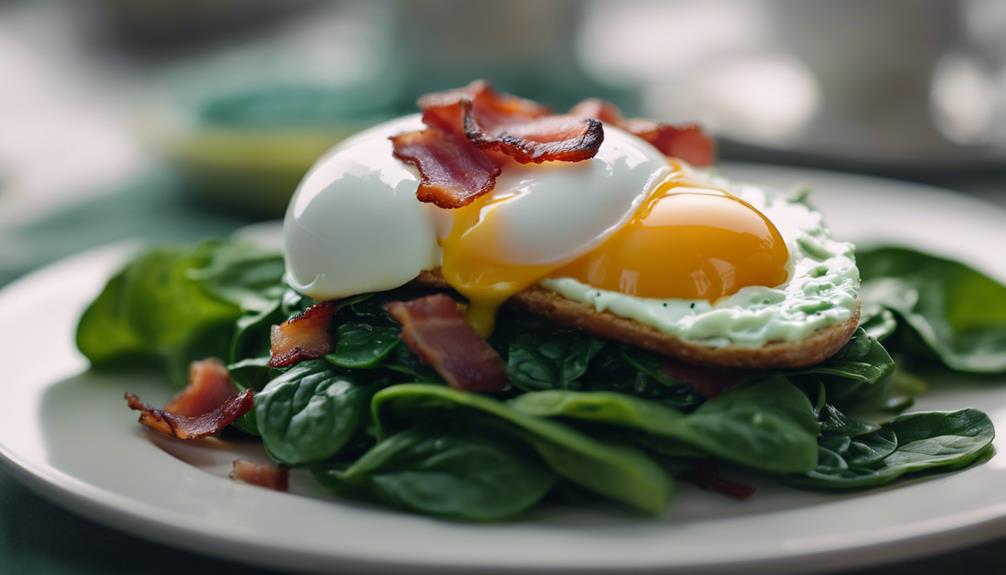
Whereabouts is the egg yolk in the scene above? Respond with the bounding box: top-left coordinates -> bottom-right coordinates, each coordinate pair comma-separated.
553,179 -> 789,300
440,194 -> 559,337
440,172 -> 789,336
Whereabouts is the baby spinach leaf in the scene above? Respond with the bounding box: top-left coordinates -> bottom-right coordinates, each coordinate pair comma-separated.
617,347 -> 678,387
227,296 -> 286,392
372,384 -> 671,515
587,346 -> 705,410
186,242 -> 285,313
325,322 -> 401,369
844,428 -> 898,467
790,328 -> 894,385
790,408 -> 994,489
787,328 -> 896,410
506,330 -> 605,392
313,423 -> 556,521
510,376 -> 819,474
382,343 -> 443,383
227,356 -> 274,435
76,242 -> 242,386
859,247 -> 1006,373
860,303 -> 898,342
818,404 -> 880,436
256,361 -> 375,465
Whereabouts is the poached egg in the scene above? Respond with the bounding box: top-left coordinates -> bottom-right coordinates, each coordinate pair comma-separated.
284,115 -> 851,345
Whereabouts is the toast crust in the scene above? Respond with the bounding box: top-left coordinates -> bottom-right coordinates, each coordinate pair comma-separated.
412,270 -> 860,369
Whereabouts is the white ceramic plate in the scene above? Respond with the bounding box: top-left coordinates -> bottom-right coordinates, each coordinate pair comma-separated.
2,163 -> 1006,574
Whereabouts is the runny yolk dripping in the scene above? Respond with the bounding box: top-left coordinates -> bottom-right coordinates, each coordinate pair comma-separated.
439,169 -> 790,336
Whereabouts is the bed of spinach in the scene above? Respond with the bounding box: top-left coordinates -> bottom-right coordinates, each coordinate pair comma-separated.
75,240 -> 1006,520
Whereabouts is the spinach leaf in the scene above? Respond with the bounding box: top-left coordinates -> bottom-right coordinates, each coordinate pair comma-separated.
860,303 -> 898,342
76,242 -> 242,386
227,297 -> 285,393
372,384 -> 671,514
256,361 -> 375,465
313,423 -> 556,521
382,343 -> 443,383
790,408 -> 994,489
788,328 -> 895,409
583,346 -> 704,410
813,404 -> 897,466
790,328 -> 894,386
506,329 -> 605,392
186,242 -> 285,313
614,347 -> 706,409
818,404 -> 879,436
510,376 -> 819,473
844,428 -> 898,467
494,314 -> 702,408
325,322 -> 401,369
227,356 -> 273,436
859,247 -> 1006,373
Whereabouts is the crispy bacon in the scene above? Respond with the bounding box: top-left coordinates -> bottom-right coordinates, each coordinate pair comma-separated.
394,81 -> 606,208
418,80 -> 550,136
569,98 -> 624,125
163,358 -> 235,417
622,118 -> 716,167
571,98 -> 716,166
230,459 -> 289,492
390,128 -> 502,209
464,105 -> 604,164
663,361 -> 747,398
125,389 -> 254,440
268,302 -> 337,368
677,461 -> 755,500
385,294 -> 508,393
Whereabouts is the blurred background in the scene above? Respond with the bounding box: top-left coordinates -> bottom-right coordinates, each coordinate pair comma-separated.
1,0 -> 1005,285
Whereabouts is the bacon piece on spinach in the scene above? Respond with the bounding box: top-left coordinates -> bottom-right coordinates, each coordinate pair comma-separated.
269,302 -> 337,368
385,294 -> 508,393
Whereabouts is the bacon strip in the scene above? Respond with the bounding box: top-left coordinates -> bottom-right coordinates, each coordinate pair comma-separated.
677,462 -> 755,500
571,99 -> 716,166
230,459 -> 289,492
269,302 -> 337,368
385,294 -> 508,393
663,361 -> 747,398
125,389 -> 254,440
451,82 -> 603,164
418,80 -> 550,136
569,98 -> 624,125
390,128 -> 502,209
392,81 -> 605,208
163,358 -> 236,417
623,118 -> 716,167
464,105 -> 604,164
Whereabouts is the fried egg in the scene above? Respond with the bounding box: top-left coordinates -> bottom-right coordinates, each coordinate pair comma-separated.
284,115 -> 858,347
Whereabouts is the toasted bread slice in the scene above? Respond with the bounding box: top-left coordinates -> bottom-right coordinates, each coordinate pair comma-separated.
412,270 -> 859,370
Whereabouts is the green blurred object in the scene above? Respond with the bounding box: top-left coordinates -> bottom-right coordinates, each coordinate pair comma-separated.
163,85 -> 399,218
